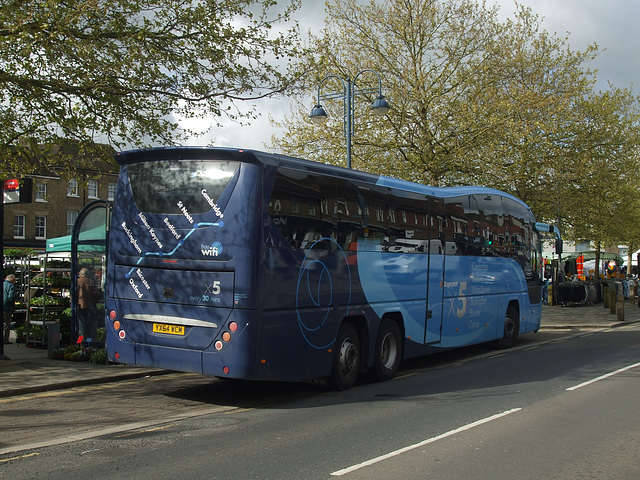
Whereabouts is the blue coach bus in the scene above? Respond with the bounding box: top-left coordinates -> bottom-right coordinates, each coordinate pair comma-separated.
105,147 -> 557,389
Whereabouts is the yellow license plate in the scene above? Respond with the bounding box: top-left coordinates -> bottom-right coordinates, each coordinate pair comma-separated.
152,323 -> 185,335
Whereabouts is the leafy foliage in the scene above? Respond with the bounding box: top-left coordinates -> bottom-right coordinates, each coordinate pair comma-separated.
52,344 -> 107,364
271,0 -> 640,247
0,0 -> 303,177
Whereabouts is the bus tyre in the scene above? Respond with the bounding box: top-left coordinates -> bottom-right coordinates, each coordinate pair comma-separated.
330,323 -> 361,390
369,320 -> 402,382
497,306 -> 519,349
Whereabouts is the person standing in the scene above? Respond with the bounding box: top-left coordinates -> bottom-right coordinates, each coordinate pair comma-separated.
3,274 -> 17,344
77,268 -> 96,339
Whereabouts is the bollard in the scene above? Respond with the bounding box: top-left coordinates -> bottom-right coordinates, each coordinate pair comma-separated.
48,322 -> 60,358
603,286 -> 610,308
609,290 -> 617,314
616,294 -> 625,322
548,285 -> 554,306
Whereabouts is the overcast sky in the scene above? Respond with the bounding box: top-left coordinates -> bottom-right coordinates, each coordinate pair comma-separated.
195,0 -> 639,150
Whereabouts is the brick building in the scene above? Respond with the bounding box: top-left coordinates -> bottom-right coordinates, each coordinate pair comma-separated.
3,164 -> 118,250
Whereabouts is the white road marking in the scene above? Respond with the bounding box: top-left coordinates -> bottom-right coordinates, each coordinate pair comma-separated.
331,408 -> 522,476
566,362 -> 640,391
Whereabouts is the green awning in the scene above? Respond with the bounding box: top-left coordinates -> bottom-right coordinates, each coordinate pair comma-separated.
45,234 -> 72,252
45,225 -> 107,253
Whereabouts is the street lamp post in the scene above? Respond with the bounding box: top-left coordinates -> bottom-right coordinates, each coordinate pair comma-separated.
309,69 -> 390,169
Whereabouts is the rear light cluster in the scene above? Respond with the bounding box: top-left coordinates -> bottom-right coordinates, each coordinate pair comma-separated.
214,321 -> 238,351
110,310 -> 126,355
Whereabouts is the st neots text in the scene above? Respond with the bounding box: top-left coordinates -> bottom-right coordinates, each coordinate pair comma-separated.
176,200 -> 194,224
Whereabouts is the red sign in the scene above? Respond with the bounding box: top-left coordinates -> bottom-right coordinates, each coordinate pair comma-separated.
3,178 -> 31,203
3,179 -> 19,190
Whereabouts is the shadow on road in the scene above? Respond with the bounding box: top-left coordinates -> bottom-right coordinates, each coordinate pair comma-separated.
164,328 -> 638,410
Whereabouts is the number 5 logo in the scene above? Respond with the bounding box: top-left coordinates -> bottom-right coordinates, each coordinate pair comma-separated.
456,282 -> 467,318
204,281 -> 221,295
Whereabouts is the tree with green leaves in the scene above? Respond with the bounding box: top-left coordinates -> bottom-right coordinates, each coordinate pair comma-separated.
274,0 -> 508,183
0,0 -> 302,177
271,0 -> 640,249
466,12 -> 640,245
554,88 -> 640,274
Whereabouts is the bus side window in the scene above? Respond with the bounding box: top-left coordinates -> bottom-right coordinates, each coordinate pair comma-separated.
334,179 -> 363,251
503,197 -> 536,276
269,168 -> 339,250
386,190 -> 430,254
344,181 -> 389,252
444,197 -> 468,255
464,194 -> 503,257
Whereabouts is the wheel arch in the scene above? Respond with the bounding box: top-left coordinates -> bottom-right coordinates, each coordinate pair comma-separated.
496,299 -> 521,349
380,311 -> 405,349
507,299 -> 520,327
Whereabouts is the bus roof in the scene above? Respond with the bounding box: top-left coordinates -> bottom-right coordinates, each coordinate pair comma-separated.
115,146 -> 531,212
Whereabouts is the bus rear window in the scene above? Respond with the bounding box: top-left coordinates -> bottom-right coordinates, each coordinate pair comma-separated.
128,160 -> 240,214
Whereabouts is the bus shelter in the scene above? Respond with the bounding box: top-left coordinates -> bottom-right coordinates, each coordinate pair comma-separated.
46,200 -> 111,344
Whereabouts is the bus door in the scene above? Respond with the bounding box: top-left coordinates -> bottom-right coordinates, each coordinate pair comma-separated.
71,200 -> 112,344
424,197 -> 444,344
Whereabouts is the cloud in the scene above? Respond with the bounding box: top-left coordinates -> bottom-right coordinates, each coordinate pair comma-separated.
498,0 -> 639,90
192,0 -> 639,151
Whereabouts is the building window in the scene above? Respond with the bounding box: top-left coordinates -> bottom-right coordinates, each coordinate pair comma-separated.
14,215 -> 25,239
68,179 -> 79,197
88,180 -> 98,199
67,211 -> 78,235
35,216 -> 46,240
108,182 -> 116,200
375,205 -> 384,222
35,182 -> 47,202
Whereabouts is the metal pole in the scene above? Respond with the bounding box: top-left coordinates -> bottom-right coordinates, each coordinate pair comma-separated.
346,78 -> 353,169
311,70 -> 388,170
1,182 -> 8,360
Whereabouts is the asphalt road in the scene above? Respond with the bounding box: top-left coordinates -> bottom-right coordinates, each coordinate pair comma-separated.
1,326 -> 639,479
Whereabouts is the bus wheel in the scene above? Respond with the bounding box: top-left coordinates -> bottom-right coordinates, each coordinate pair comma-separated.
497,306 -> 519,349
330,323 -> 361,390
369,320 -> 402,382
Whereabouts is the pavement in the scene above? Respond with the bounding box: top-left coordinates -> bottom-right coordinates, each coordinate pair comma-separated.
2,300 -> 640,398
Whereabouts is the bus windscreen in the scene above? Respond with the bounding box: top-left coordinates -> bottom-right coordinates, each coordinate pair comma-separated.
128,160 -> 240,215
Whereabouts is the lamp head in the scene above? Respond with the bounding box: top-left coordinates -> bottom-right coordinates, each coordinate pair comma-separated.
371,95 -> 391,116
309,104 -> 328,124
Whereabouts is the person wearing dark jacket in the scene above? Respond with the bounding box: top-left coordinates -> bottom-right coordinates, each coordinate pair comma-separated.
3,274 -> 17,344
77,268 -> 96,339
